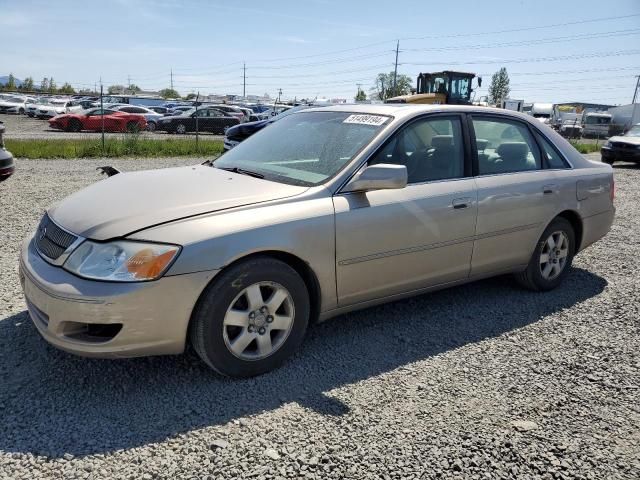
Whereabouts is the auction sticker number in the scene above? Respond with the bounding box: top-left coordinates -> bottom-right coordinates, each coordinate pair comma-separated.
343,114 -> 388,126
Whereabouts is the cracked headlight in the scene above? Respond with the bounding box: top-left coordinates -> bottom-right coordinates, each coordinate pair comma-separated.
64,240 -> 180,282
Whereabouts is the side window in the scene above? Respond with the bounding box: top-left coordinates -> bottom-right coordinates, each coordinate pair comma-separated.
472,117 -> 541,175
120,107 -> 135,113
369,116 -> 465,183
535,133 -> 570,169
195,109 -> 210,117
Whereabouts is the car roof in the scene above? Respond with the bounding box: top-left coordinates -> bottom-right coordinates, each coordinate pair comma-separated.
302,103 -> 538,122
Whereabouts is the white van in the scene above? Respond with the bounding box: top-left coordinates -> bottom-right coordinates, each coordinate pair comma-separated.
582,112 -> 611,138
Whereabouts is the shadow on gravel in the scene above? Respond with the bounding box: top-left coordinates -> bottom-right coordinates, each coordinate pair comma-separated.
0,267 -> 607,458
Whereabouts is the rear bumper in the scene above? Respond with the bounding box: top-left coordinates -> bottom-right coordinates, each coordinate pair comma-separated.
19,237 -> 218,358
580,208 -> 615,252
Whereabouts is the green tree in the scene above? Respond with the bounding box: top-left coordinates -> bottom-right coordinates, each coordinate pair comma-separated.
6,73 -> 16,90
488,67 -> 510,105
128,84 -> 142,93
108,84 -> 125,94
48,77 -> 57,93
371,72 -> 413,101
159,88 -> 180,99
58,83 -> 76,95
40,77 -> 49,92
22,77 -> 34,91
355,88 -> 367,101
185,93 -> 197,100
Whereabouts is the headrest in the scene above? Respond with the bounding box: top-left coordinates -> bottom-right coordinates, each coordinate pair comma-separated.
431,135 -> 453,149
496,142 -> 528,159
475,139 -> 489,151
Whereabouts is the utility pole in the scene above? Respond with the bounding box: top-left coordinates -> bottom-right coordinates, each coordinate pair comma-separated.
243,62 -> 246,98
127,74 -> 131,91
170,68 -> 174,91
277,88 -> 282,104
633,75 -> 640,104
392,40 -> 399,97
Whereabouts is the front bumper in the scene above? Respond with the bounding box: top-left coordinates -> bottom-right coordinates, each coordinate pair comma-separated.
19,237 -> 218,358
601,145 -> 640,163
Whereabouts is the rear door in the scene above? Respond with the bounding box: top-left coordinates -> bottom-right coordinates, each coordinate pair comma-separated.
334,114 -> 478,306
469,115 -> 560,276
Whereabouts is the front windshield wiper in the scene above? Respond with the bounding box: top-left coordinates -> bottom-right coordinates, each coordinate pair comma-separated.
216,166 -> 264,179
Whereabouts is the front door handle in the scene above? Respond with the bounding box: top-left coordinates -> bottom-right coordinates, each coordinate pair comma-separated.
452,197 -> 473,209
543,184 -> 557,194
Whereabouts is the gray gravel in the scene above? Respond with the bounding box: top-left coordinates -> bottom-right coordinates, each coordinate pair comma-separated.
0,113 -> 224,141
1,155 -> 639,479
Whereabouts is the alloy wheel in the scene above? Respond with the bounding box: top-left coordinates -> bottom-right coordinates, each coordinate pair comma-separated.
222,281 -> 295,361
539,230 -> 569,280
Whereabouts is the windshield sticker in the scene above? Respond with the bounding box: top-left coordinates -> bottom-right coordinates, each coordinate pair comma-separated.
343,114 -> 388,126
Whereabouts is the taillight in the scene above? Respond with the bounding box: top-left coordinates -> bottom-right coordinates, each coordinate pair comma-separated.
610,177 -> 615,202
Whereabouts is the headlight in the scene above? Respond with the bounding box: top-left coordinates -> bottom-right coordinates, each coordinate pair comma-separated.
64,240 -> 180,282
603,141 -> 612,148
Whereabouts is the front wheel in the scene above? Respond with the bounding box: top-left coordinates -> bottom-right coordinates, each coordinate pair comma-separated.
189,257 -> 310,377
146,121 -> 156,132
602,156 -> 615,165
514,217 -> 575,291
176,123 -> 187,134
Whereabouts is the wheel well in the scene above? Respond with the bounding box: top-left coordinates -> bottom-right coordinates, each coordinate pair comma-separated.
222,251 -> 322,323
556,210 -> 583,251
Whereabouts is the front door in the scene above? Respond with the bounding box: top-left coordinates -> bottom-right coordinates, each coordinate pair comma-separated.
334,114 -> 478,306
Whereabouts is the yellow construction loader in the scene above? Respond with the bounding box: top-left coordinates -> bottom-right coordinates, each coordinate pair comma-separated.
386,71 -> 481,105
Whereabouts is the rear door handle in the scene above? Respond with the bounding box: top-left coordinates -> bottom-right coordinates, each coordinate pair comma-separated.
543,184 -> 557,194
452,197 -> 473,209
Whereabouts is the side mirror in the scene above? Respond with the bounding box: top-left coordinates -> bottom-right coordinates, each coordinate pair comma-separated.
477,76 -> 482,88
343,164 -> 407,193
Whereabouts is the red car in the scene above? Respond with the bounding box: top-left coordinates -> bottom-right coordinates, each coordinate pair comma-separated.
49,107 -> 147,133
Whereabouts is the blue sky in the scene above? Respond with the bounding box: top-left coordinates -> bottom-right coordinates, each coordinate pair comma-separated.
1,0 -> 639,104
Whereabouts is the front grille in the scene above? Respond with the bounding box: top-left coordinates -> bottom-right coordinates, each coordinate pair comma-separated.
35,214 -> 78,260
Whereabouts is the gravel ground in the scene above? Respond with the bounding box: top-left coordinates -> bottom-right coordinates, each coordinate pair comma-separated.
0,155 -> 639,480
0,113 -> 224,141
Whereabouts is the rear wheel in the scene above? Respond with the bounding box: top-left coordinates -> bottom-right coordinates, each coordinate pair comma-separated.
515,217 -> 575,291
146,121 -> 156,132
189,257 -> 310,377
66,119 -> 82,132
126,121 -> 140,133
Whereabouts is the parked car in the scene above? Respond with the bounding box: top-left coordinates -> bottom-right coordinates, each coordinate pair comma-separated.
148,106 -> 171,115
209,104 -> 247,122
0,95 -> 29,114
558,119 -> 583,139
601,123 -> 640,165
110,105 -> 164,131
48,107 -> 147,132
223,104 -> 315,150
165,106 -> 194,116
0,120 -> 15,181
36,99 -> 83,119
25,97 -> 50,117
19,105 -> 615,377
155,106 -> 239,134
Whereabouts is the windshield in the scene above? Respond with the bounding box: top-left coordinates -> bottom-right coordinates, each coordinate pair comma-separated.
214,111 -> 390,186
625,126 -> 640,137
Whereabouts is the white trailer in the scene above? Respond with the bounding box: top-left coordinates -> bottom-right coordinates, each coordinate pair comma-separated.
530,103 -> 554,123
608,103 -> 640,136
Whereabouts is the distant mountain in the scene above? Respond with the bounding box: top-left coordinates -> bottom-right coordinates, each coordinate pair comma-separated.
0,76 -> 23,87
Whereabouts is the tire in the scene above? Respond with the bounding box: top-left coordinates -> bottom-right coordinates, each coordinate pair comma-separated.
514,217 -> 575,291
176,123 -> 187,134
18,108 -> 24,115
189,257 -> 310,377
146,121 -> 156,132
602,156 -> 615,165
66,119 -> 82,132
126,121 -> 140,133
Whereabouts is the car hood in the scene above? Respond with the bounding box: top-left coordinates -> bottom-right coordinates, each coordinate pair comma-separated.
608,135 -> 640,145
48,165 -> 308,240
